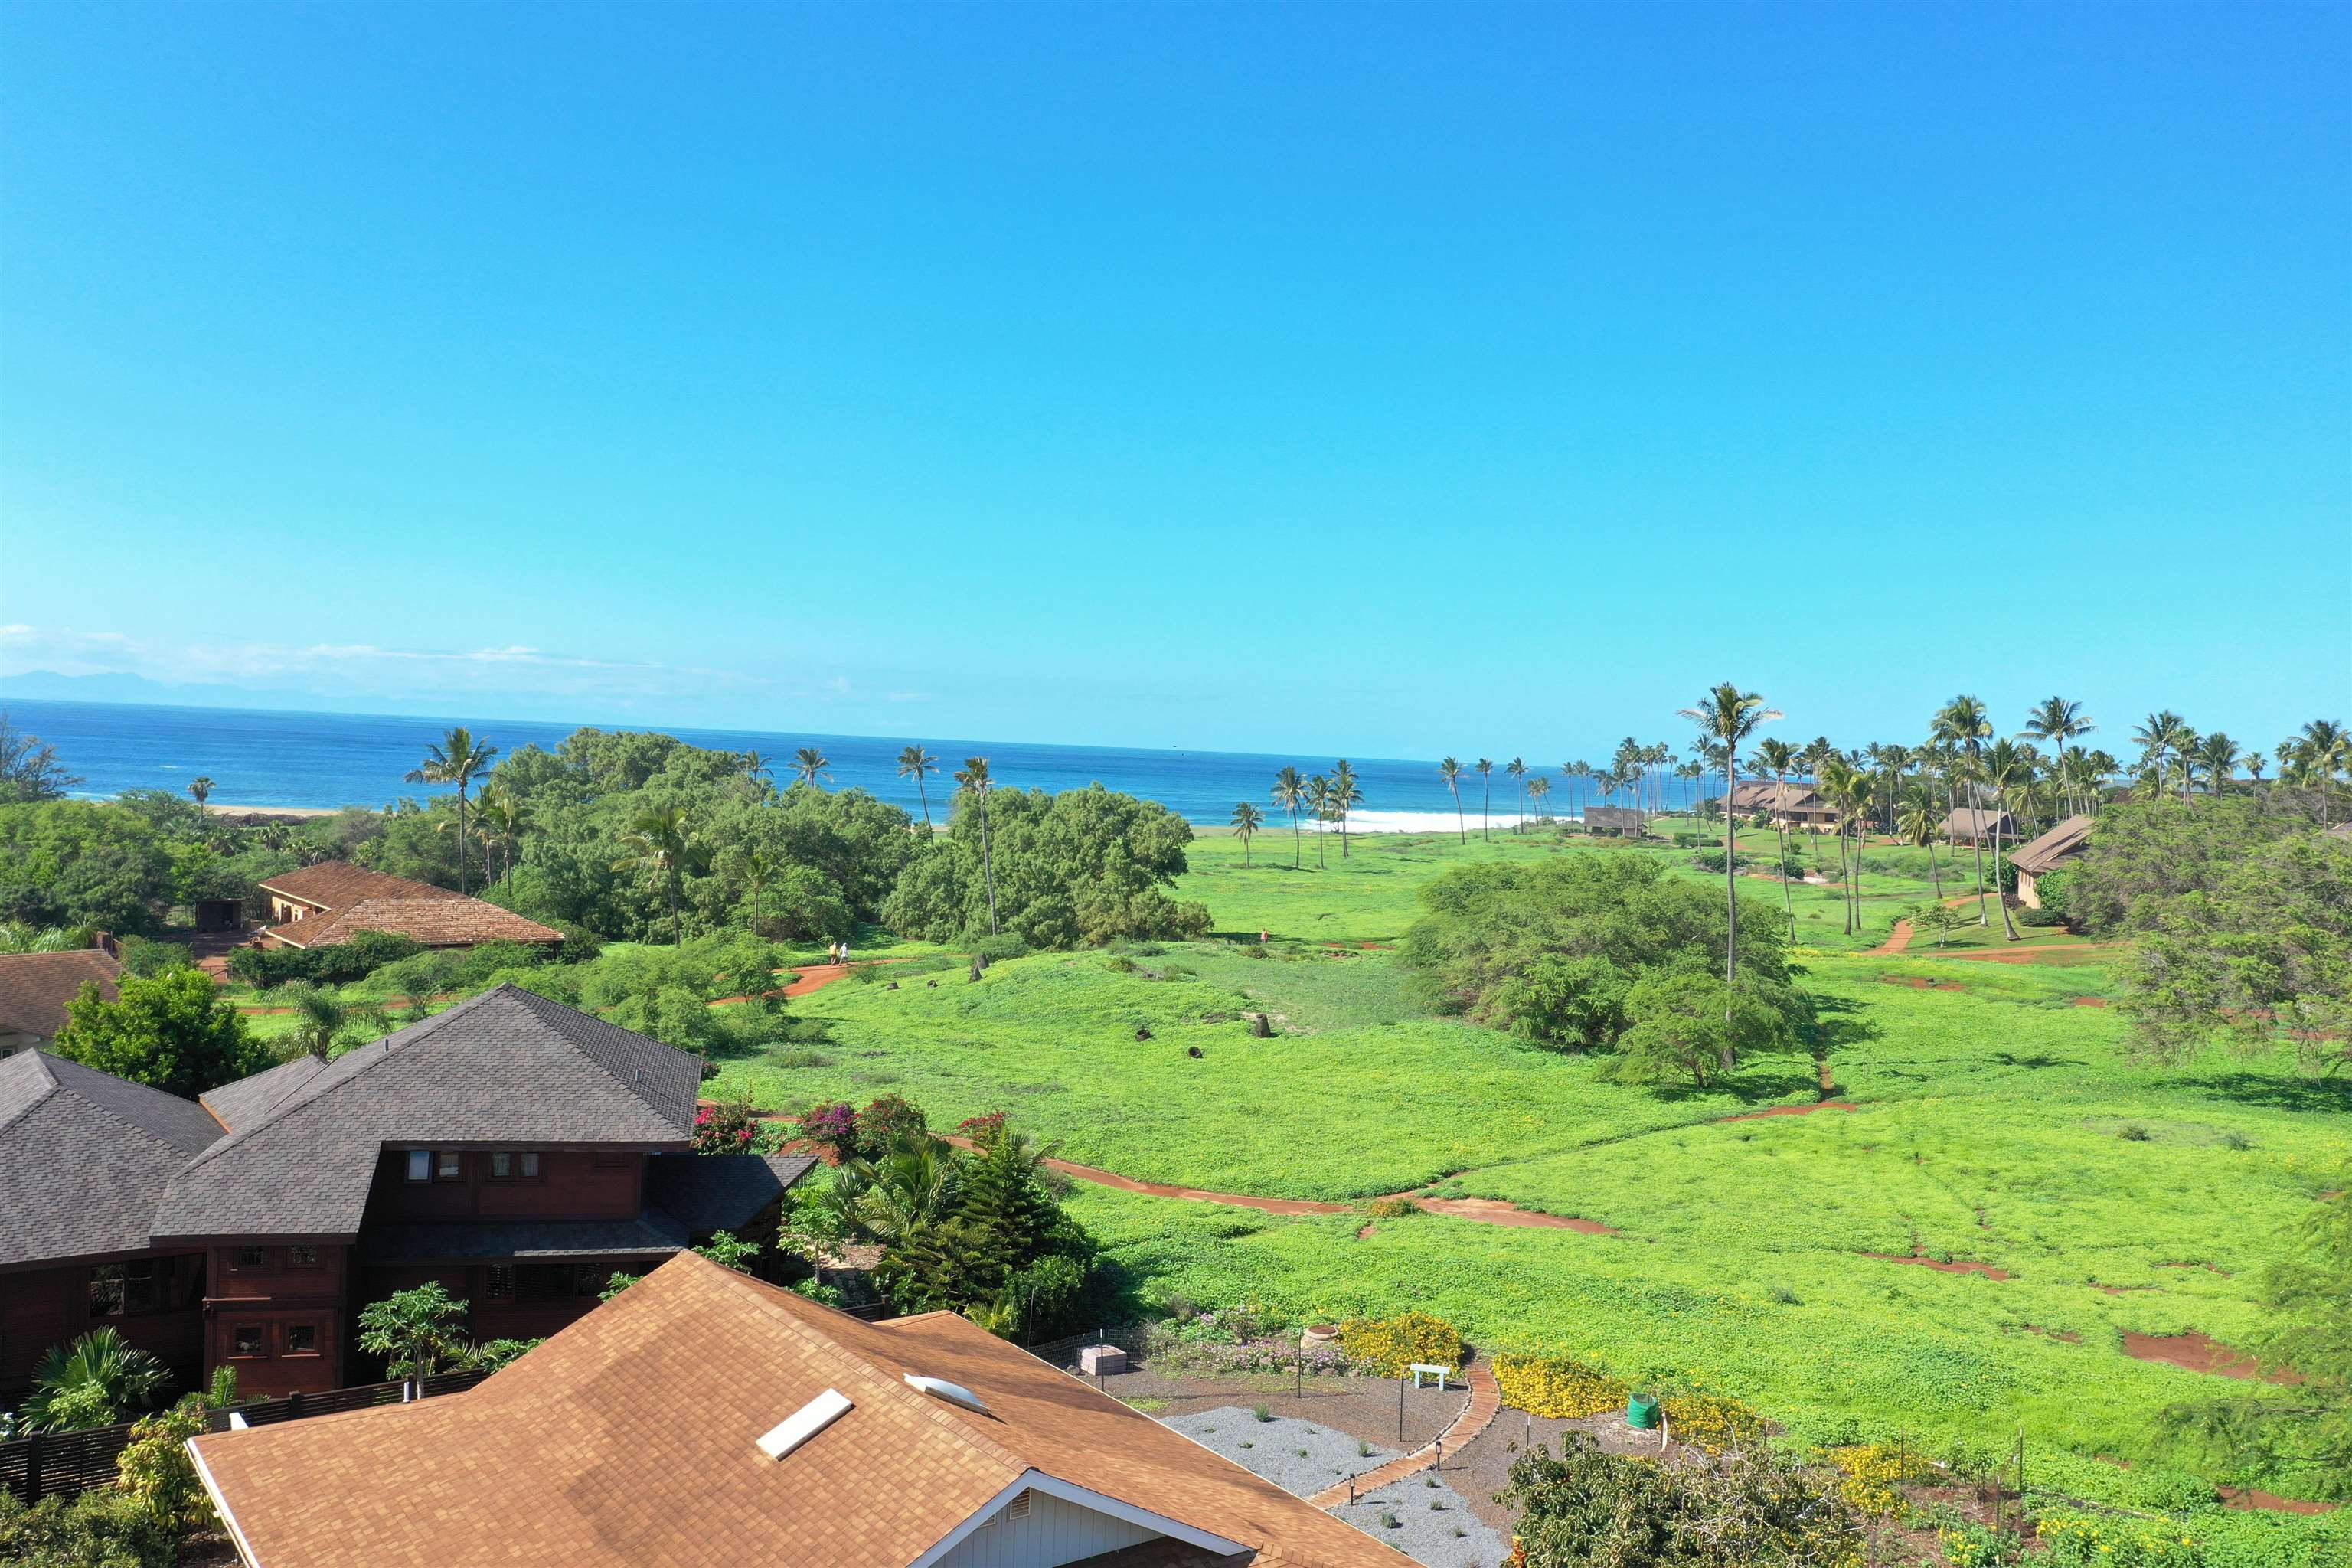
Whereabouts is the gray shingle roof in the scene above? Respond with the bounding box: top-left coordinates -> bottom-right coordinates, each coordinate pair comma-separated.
361,1214 -> 690,1267
199,1055 -> 328,1135
152,985 -> 701,1241
0,1050 -> 226,1267
645,1152 -> 817,1236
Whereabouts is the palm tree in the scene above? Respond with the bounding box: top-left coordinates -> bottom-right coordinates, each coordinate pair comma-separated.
737,844 -> 776,934
1474,759 -> 1495,840
18,1327 -> 172,1432
1505,757 -> 1528,833
2292,719 -> 2349,825
740,751 -> 774,789
1328,761 -> 1363,858
953,759 -> 998,935
1753,737 -> 1800,939
612,802 -> 693,945
1272,766 -> 1308,869
792,747 -> 832,789
280,982 -> 387,1060
1677,682 -> 1781,1004
1527,774 -> 1553,821
1896,782 -> 1945,902
2129,711 -> 2191,805
472,781 -> 528,891
1438,757 -> 1467,844
188,776 -> 214,820
897,745 -> 940,831
1831,762 -> 1875,934
1979,738 -> 2029,940
1230,801 -> 1264,864
1561,760 -> 1587,822
1305,774 -> 1332,869
404,727 -> 499,894
1933,697 -> 1994,926
2020,698 -> 2096,816
2195,732 -> 2240,799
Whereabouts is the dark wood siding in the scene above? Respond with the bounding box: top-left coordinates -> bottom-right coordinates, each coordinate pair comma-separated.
1,1253 -> 206,1399
205,1243 -> 348,1396
365,1148 -> 646,1223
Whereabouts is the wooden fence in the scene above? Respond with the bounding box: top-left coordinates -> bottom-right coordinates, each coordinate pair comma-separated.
0,1367 -> 494,1507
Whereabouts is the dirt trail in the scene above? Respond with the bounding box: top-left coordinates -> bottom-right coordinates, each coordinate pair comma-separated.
1864,893 -> 1981,957
1860,1252 -> 2013,1280
1723,1100 -> 1857,1122
711,957 -> 912,1006
2122,1331 -> 2298,1383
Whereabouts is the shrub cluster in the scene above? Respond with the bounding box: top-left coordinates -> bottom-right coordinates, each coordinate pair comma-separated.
1493,1351 -> 1628,1419
1660,1389 -> 1768,1452
227,928 -> 422,988
1336,1311 -> 1464,1377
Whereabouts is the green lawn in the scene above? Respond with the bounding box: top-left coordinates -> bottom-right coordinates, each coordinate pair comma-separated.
700,828 -> 2349,1520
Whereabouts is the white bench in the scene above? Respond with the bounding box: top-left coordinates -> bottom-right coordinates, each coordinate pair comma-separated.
1408,1362 -> 1453,1389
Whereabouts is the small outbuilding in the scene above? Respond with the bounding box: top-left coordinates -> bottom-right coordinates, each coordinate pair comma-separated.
1583,805 -> 1647,838
1942,807 -> 2019,848
2009,814 -> 2094,909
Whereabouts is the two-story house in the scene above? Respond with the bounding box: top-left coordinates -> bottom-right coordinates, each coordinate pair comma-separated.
2,984 -> 811,1400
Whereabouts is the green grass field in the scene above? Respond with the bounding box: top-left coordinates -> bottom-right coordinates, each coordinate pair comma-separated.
701,827 -> 2350,1526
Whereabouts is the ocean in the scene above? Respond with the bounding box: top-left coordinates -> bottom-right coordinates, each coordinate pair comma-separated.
5,697 -> 1694,827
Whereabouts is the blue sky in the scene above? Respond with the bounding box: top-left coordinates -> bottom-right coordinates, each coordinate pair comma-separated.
2,2 -> 2346,759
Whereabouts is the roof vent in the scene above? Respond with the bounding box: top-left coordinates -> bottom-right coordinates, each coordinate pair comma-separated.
903,1374 -> 991,1415
756,1387 -> 853,1460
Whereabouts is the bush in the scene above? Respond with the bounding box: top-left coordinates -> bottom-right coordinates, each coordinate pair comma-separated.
973,933 -> 1033,964
113,938 -> 191,979
1502,1432 -> 1865,1567
692,1097 -> 767,1155
1658,1388 -> 1767,1452
0,1489 -> 178,1568
1337,1311 -> 1464,1377
799,1101 -> 861,1161
1365,1196 -> 1419,1220
227,928 -> 423,988
1494,1351 -> 1628,1419
857,1093 -> 929,1157
2039,1514 -> 2206,1566
115,1397 -> 213,1537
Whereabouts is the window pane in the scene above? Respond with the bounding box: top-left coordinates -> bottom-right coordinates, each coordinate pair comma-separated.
124,1262 -> 158,1313
237,1246 -> 266,1269
286,1325 -> 316,1354
234,1326 -> 264,1356
519,1152 -> 541,1178
437,1151 -> 462,1180
288,1245 -> 319,1267
89,1266 -> 126,1317
407,1149 -> 431,1182
485,1265 -> 516,1302
491,1152 -> 512,1178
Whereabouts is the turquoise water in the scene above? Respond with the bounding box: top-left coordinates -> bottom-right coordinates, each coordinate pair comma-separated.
3,697 -> 1689,824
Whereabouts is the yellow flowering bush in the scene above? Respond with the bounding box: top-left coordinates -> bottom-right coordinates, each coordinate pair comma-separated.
1493,1352 -> 1628,1419
1822,1442 -> 1922,1517
2039,1514 -> 2206,1566
1658,1389 -> 1766,1452
1365,1196 -> 1421,1220
1337,1311 -> 1464,1377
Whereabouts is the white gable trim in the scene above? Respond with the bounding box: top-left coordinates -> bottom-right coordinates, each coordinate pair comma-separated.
188,1439 -> 265,1568
907,1468 -> 1248,1568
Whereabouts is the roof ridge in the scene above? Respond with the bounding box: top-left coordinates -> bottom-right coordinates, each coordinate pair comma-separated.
0,1049 -> 63,1135
491,983 -> 694,1122
28,1051 -> 214,1174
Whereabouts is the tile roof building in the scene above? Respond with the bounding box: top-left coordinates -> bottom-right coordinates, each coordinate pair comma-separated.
0,985 -> 811,1401
2008,814 -> 2094,909
193,1252 -> 1416,1568
0,946 -> 122,1055
254,861 -> 561,951
1941,807 -> 2020,847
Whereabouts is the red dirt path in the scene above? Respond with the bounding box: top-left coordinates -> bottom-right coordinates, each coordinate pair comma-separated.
1860,1252 -> 2012,1280
1723,1100 -> 1858,1122
2122,1331 -> 2297,1383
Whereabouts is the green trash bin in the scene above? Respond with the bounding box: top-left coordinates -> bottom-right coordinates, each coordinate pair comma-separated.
1626,1392 -> 1661,1429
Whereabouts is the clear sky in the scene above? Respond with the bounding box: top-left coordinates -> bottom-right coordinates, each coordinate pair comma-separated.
2,2 -> 2346,760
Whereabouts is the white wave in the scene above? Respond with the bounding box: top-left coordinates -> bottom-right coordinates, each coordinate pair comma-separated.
1286,808 -> 1567,835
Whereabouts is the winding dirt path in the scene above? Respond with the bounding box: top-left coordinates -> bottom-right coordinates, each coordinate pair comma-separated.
1305,1360 -> 1501,1507
1864,893 -> 1984,957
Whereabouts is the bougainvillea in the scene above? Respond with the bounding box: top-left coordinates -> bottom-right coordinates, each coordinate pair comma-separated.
956,1109 -> 1008,1148
799,1101 -> 861,1161
692,1099 -> 761,1155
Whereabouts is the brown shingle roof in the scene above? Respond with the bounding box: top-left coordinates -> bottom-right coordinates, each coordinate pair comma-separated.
2010,814 -> 2094,875
256,860 -> 461,913
1942,808 -> 2017,839
191,1253 -> 1415,1568
0,947 -> 121,1040
265,897 -> 561,949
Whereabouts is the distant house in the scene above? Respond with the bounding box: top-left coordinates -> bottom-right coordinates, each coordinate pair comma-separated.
2008,815 -> 2094,909
191,1251 -> 1416,1568
1583,805 -> 1646,837
2,985 -> 811,1402
255,861 -> 561,952
1942,807 -> 2018,848
1722,779 -> 1841,830
0,946 -> 122,1057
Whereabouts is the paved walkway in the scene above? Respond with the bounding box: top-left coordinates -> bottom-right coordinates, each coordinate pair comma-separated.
1306,1359 -> 1501,1507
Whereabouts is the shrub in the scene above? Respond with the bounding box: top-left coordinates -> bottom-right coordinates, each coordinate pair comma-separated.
1821,1442 -> 1926,1517
1658,1388 -> 1766,1452
1502,1432 -> 1865,1567
0,1489 -> 178,1568
973,933 -> 1033,964
115,1397 -> 213,1537
2039,1514 -> 2207,1566
1493,1351 -> 1628,1419
113,938 -> 191,978
858,1093 -> 929,1157
227,928 -> 422,988
1338,1311 -> 1464,1377
693,1097 -> 765,1154
799,1101 -> 861,1161
1365,1196 -> 1420,1220
956,1109 -> 1009,1148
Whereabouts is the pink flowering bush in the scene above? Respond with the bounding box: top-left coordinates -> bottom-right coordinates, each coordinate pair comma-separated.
799,1101 -> 862,1161
693,1099 -> 762,1155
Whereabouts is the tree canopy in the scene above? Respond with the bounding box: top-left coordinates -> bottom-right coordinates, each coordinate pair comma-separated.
51,969 -> 271,1098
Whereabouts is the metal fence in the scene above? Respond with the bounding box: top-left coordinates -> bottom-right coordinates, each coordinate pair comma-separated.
0,1367 -> 495,1507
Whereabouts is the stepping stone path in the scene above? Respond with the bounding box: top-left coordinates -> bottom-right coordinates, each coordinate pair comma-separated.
1307,1361 -> 1501,1508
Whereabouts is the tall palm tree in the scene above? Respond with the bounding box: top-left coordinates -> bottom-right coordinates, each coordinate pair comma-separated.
1505,757 -> 1528,833
1272,766 -> 1308,869
1230,801 -> 1264,864
472,782 -> 528,892
1305,774 -> 1332,869
1562,760 -> 1589,822
1831,762 -> 1875,934
1677,682 -> 1781,1001
740,751 -> 774,789
1474,759 -> 1495,840
1933,697 -> 1994,926
2129,711 -> 2190,805
404,727 -> 499,894
1438,757 -> 1467,844
2020,697 -> 2096,816
792,747 -> 832,789
897,745 -> 940,831
612,802 -> 693,946
1979,737 -> 2029,940
1896,782 -> 1945,902
1753,737 -> 1800,939
2195,732 -> 2240,799
1328,761 -> 1363,858
953,759 -> 998,935
188,776 -> 214,820
1527,774 -> 1552,821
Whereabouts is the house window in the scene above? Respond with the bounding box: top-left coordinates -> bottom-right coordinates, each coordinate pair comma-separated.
517,1265 -> 574,1302
284,1324 -> 318,1355
233,1325 -> 266,1357
89,1265 -> 126,1318
286,1245 -> 321,1269
488,1152 -> 542,1181
437,1151 -> 462,1181
485,1266 -> 516,1302
407,1150 -> 431,1183
89,1263 -> 160,1317
235,1246 -> 268,1270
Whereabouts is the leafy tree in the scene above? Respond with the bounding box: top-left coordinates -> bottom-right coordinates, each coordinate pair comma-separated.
357,1282 -> 472,1382
15,1328 -> 172,1432
1229,800 -> 1263,863
52,969 -> 270,1097
403,727 -> 499,894
612,802 -> 694,945
897,745 -> 940,831
0,801 -> 177,934
0,714 -> 82,804
1501,1432 -> 1866,1567
1677,683 -> 1782,988
1612,971 -> 1804,1086
277,981 -> 389,1060
694,1230 -> 763,1272
2158,1175 -> 2351,1499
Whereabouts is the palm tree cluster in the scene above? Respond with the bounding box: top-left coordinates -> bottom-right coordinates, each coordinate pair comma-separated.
1263,761 -> 1363,867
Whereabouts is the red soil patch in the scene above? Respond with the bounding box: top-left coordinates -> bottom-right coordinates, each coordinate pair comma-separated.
2070,995 -> 2110,1007
710,958 -> 911,1007
1723,1100 -> 1859,1122
2220,1486 -> 2340,1516
1866,920 -> 1916,958
1406,1196 -> 1618,1233
1937,942 -> 2126,965
1356,1223 -> 1377,1240
2158,1261 -> 2233,1277
2122,1331 -> 2296,1383
1881,975 -> 1965,991
1861,1253 -> 2012,1280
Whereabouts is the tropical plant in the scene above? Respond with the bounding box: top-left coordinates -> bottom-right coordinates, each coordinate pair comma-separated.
612,802 -> 694,946
1305,774 -> 1331,868
15,1328 -> 172,1432
1677,683 -> 1781,988
277,981 -> 388,1060
1935,696 -> 1996,925
897,745 -> 940,831
953,758 -> 998,934
1328,761 -> 1362,858
471,780 -> 528,891
356,1282 -> 472,1383
1527,774 -> 1553,819
186,777 -> 213,819
1271,766 -> 1308,869
402,727 -> 499,893
0,713 -> 83,804
1438,757 -> 1466,844
1230,800 -> 1264,863
1506,756 -> 1528,832
1979,737 -> 2028,940
1475,758 -> 1494,839
1752,737 -> 1799,939
2022,697 -> 2096,815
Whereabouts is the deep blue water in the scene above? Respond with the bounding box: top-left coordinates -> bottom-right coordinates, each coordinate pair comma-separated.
4,697 -> 1691,825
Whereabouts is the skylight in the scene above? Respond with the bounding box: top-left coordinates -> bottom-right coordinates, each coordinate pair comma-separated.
756,1388 -> 853,1460
903,1374 -> 991,1415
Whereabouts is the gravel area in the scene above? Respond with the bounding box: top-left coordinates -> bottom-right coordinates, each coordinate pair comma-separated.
1161,1405 -> 1400,1498
1328,1474 -> 1512,1568
1094,1363 -> 1468,1452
